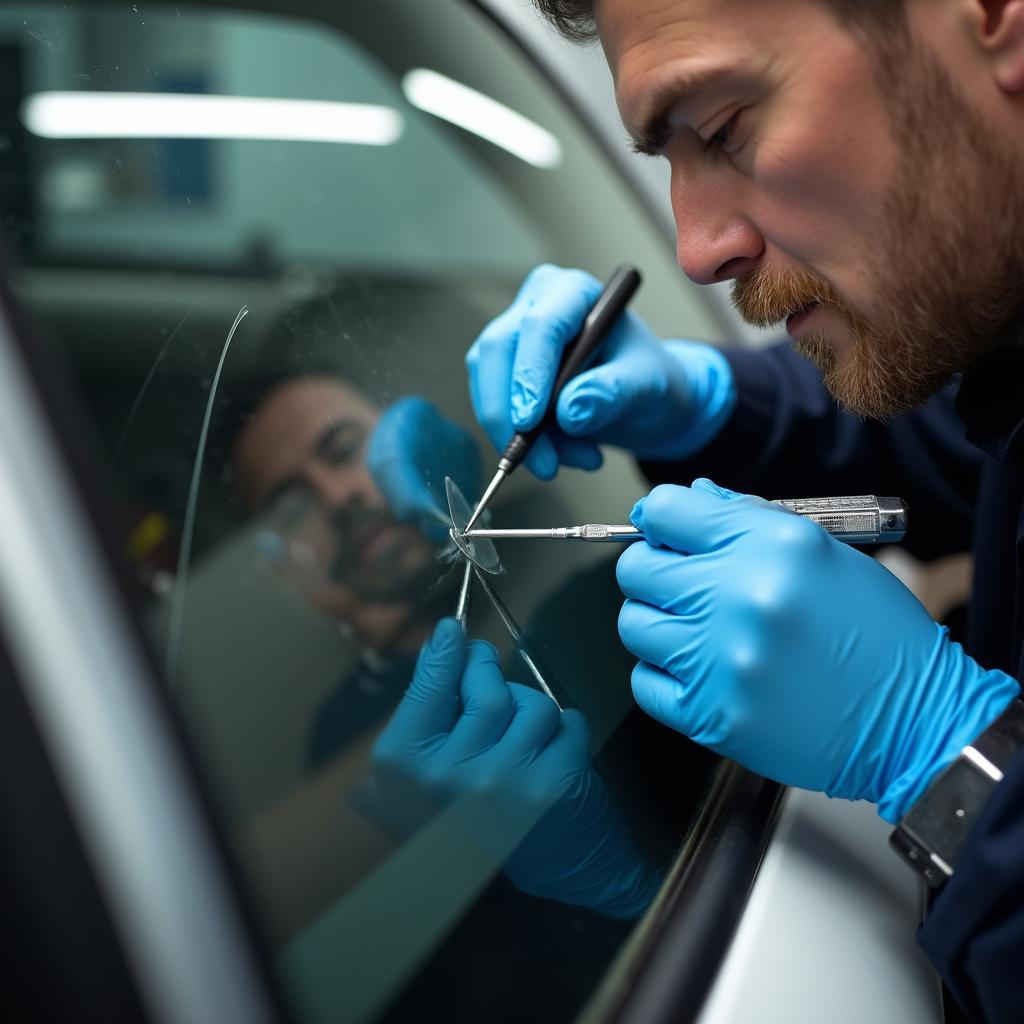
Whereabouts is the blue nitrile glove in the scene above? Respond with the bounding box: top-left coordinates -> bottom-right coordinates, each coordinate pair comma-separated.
368,618 -> 661,918
616,480 -> 1021,823
465,264 -> 735,481
367,396 -> 481,543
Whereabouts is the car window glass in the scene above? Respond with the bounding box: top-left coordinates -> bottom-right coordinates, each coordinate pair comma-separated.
0,2 -> 727,1020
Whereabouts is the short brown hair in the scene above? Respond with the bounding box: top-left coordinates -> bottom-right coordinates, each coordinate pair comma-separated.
532,0 -> 905,44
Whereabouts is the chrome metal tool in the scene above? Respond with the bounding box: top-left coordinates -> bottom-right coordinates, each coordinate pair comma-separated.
465,495 -> 908,546
454,558 -> 474,628
471,566 -> 563,710
463,264 -> 642,534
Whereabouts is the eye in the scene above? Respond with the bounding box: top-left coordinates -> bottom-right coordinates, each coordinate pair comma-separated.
318,427 -> 366,469
703,111 -> 742,154
321,434 -> 362,468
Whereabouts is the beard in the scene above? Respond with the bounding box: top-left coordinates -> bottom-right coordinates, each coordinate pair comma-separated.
328,504 -> 439,603
732,42 -> 1024,420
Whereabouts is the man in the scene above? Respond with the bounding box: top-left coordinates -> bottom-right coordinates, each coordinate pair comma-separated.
460,1 -> 1024,1020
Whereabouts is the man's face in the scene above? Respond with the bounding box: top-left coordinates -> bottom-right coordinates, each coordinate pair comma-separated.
232,377 -> 438,651
601,0 -> 1024,418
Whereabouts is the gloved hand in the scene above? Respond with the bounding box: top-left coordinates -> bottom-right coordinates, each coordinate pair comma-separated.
465,263 -> 735,480
367,618 -> 661,918
367,396 -> 481,543
616,480 -> 1021,822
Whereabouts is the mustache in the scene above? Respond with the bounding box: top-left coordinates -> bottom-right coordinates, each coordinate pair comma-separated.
731,266 -> 847,328
328,505 -> 400,583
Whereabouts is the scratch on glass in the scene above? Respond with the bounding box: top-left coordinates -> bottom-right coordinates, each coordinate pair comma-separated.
107,291 -> 210,484
25,23 -> 68,53
325,293 -> 376,380
472,566 -> 562,710
165,305 -> 249,684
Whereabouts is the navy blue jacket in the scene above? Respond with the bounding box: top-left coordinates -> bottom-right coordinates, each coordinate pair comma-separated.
642,341 -> 1024,1024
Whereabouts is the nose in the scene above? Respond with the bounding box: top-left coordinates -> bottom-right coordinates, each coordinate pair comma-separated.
670,163 -> 764,285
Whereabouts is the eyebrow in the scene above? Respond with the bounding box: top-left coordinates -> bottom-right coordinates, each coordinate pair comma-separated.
626,67 -> 729,156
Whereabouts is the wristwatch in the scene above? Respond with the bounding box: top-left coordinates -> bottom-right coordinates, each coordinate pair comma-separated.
890,698 -> 1024,887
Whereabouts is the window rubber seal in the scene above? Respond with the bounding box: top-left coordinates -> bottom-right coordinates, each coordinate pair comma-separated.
583,762 -> 785,1024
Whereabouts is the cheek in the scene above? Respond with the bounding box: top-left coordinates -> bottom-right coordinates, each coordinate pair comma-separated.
364,472 -> 387,506
748,118 -> 893,297
757,115 -> 882,227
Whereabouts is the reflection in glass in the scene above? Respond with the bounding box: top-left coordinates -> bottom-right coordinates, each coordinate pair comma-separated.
231,376 -> 466,660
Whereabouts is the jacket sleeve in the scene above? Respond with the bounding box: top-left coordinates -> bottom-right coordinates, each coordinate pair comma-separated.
639,342 -> 983,561
916,745 -> 1024,1023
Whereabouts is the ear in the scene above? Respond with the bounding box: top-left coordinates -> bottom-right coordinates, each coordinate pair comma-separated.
977,0 -> 1024,92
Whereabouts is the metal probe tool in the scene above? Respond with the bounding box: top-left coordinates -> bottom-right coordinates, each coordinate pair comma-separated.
464,495 -> 909,546
463,264 -> 642,534
471,565 -> 563,710
454,557 -> 474,628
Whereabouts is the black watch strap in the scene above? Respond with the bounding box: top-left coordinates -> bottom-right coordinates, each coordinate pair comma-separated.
890,698 -> 1024,888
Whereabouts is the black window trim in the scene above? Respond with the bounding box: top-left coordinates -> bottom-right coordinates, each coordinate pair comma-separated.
587,762 -> 784,1023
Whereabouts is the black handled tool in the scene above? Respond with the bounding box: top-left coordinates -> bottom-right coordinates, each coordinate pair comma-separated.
464,264 -> 642,533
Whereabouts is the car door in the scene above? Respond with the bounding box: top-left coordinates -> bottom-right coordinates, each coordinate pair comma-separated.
0,2 -> 783,1021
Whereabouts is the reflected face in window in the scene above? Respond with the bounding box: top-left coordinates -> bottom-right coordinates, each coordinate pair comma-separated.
231,376 -> 440,652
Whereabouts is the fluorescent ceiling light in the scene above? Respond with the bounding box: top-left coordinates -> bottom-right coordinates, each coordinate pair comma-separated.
22,92 -> 404,146
402,68 -> 562,170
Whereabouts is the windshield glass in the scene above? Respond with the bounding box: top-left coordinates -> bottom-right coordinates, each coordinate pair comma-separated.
0,1 -> 728,1019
